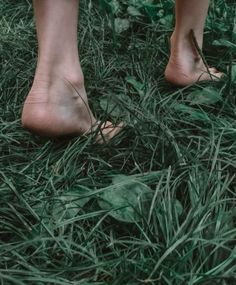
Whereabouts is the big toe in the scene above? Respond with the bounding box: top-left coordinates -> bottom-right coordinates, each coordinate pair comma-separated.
88,121 -> 124,144
208,67 -> 224,79
198,67 -> 224,82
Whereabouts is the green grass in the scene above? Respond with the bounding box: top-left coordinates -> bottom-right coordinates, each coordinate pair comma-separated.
1,0 -> 236,284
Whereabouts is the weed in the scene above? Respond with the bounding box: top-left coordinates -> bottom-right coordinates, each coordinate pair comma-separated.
1,0 -> 236,284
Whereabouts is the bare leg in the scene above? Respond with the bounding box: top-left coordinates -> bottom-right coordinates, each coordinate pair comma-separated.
21,0 -> 122,142
165,0 -> 223,86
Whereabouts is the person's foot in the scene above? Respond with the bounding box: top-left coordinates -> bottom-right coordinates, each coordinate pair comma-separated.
21,68 -> 122,143
165,32 -> 223,86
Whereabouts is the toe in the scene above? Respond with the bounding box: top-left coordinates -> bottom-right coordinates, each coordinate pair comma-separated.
209,67 -> 224,79
198,67 -> 224,82
88,121 -> 124,144
209,67 -> 217,73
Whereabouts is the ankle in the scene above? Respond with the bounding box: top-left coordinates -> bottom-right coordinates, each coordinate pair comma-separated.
34,60 -> 85,90
170,30 -> 203,51
170,33 -> 203,66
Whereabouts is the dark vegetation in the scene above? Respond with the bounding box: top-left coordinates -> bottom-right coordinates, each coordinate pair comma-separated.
1,0 -> 236,284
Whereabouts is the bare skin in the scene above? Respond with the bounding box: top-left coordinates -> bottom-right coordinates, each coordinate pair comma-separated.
21,0 -> 122,142
165,0 -> 223,86
22,0 -> 223,140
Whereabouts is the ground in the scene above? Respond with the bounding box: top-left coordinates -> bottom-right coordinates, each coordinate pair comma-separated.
1,0 -> 236,284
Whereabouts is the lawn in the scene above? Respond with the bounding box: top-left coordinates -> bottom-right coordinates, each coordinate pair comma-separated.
1,0 -> 236,284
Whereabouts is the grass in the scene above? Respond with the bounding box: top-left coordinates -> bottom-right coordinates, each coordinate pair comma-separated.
1,0 -> 236,284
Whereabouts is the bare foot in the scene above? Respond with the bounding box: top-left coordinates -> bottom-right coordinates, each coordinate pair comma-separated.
21,72 -> 122,143
165,33 -> 223,86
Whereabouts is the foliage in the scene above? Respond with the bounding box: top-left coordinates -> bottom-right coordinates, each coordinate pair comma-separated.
1,0 -> 236,284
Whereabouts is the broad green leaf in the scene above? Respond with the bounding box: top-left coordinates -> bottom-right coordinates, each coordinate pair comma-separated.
143,3 -> 158,21
114,18 -> 130,34
52,191 -> 91,223
100,93 -> 132,119
159,15 -> 173,28
100,97 -> 121,118
127,6 -> 143,17
98,175 -> 153,223
125,76 -> 144,96
173,103 -> 210,122
99,0 -> 120,15
187,87 -> 222,106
